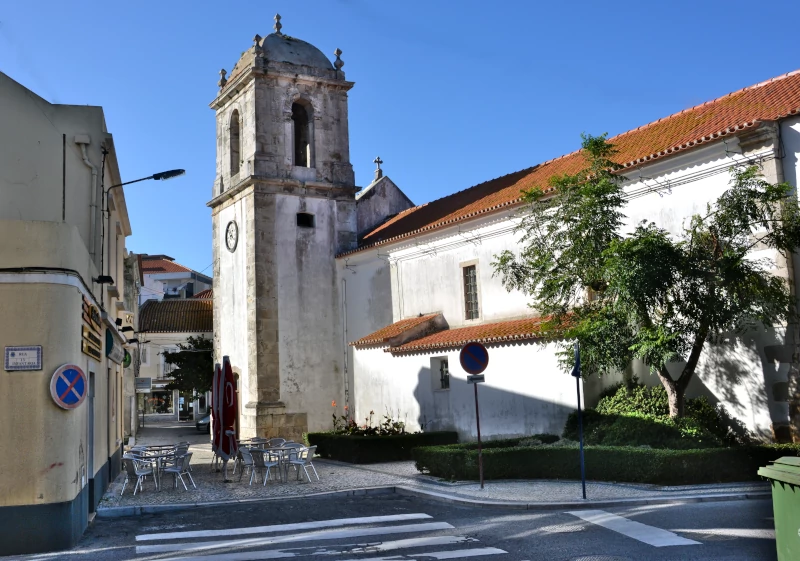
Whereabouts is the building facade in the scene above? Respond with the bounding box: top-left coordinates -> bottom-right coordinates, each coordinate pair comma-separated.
344,72 -> 800,442
138,254 -> 212,305
0,72 -> 134,554
137,295 -> 213,424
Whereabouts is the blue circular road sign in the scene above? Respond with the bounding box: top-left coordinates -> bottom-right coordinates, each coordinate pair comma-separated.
50,364 -> 87,410
460,342 -> 489,375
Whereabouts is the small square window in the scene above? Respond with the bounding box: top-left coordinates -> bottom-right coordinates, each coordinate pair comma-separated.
463,265 -> 479,320
297,213 -> 315,228
431,357 -> 450,390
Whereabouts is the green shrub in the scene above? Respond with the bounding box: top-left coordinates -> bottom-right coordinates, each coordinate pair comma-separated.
412,442 -> 800,484
570,383 -> 752,448
596,384 -> 670,417
307,431 -> 458,463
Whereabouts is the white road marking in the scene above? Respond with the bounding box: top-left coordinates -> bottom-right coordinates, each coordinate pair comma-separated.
673,528 -> 775,539
566,510 -> 701,547
155,535 -> 478,561
137,513 -> 433,541
136,521 -> 455,554
338,548 -> 506,561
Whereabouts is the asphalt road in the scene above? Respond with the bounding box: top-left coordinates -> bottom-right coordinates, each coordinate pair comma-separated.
9,495 -> 777,561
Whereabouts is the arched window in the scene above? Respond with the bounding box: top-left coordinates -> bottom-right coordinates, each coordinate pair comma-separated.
292,102 -> 311,168
229,109 -> 241,175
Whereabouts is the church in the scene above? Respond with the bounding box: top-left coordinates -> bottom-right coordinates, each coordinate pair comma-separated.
209,16 -> 800,443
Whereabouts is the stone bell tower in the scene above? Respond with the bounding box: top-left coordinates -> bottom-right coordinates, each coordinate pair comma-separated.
208,15 -> 357,439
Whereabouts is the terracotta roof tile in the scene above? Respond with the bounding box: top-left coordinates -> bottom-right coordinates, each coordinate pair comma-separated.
351,313 -> 439,346
141,258 -> 193,275
193,289 -> 213,299
342,69 -> 800,256
386,316 -> 547,354
139,299 -> 213,333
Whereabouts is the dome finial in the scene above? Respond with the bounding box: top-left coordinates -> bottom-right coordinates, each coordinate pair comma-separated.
218,69 -> 228,90
334,48 -> 344,71
274,14 -> 283,35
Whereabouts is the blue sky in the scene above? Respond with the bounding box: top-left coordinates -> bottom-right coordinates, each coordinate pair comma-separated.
2,0 -> 799,274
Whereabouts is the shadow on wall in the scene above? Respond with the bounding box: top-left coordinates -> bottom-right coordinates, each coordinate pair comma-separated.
410,363 -> 576,441
630,328 -> 788,440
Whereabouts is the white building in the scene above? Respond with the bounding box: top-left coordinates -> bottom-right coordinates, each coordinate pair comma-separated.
209,20 -> 800,444
345,72 -> 800,443
0,71 -> 134,554
137,294 -> 213,423
138,254 -> 212,305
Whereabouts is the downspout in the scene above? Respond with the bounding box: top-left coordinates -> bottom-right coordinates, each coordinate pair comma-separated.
77,138 -> 98,259
342,277 -> 350,411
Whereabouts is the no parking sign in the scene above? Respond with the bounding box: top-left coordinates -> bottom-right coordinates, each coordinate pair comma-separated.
50,364 -> 88,410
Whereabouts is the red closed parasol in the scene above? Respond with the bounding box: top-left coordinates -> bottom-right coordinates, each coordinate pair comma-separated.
212,358 -> 238,465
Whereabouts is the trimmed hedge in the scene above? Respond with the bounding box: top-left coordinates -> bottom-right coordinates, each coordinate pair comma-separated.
412,442 -> 800,485
307,431 -> 458,463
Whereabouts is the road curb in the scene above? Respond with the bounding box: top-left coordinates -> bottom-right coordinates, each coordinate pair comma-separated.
394,485 -> 771,510
95,486 -> 396,518
95,485 -> 770,518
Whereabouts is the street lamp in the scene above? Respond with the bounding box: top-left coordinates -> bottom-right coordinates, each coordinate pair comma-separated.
98,167 -> 186,285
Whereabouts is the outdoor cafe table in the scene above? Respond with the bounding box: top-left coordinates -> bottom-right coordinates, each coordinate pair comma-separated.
132,445 -> 179,490
252,447 -> 296,483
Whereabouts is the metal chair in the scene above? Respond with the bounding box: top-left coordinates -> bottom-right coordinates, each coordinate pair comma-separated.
251,449 -> 281,485
267,437 -> 286,447
287,445 -> 319,482
121,457 -> 156,495
162,452 -> 196,490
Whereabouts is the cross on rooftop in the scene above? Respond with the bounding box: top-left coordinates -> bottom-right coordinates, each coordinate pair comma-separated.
373,156 -> 383,181
373,156 -> 383,170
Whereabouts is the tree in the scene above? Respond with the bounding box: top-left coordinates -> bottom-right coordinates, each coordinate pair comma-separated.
493,134 -> 800,417
163,336 -> 214,396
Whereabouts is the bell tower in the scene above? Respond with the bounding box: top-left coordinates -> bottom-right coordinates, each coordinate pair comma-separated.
209,15 -> 357,439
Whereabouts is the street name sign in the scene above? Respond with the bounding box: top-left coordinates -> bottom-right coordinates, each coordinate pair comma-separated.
4,346 -> 42,371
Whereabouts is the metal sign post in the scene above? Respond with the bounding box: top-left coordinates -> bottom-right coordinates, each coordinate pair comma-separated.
571,341 -> 587,500
461,342 -> 489,490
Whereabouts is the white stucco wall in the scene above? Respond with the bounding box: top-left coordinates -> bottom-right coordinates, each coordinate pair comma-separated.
353,341 -> 577,440
345,122 -> 800,440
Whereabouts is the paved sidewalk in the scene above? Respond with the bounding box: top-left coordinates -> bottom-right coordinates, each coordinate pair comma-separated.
101,426 -> 770,515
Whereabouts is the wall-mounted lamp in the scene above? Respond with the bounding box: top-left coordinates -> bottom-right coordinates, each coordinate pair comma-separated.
121,326 -> 135,333
93,275 -> 114,284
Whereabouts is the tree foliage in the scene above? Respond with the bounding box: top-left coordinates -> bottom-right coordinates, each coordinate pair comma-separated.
493,134 -> 800,417
163,335 -> 214,396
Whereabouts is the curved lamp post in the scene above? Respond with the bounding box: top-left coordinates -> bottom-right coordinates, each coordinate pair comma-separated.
94,169 -> 186,285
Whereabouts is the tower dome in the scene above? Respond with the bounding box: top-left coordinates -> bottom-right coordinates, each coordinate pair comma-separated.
259,33 -> 334,70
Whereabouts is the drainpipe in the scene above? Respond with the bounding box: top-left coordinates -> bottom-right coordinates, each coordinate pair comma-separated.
76,136 -> 98,259
342,277 -> 350,411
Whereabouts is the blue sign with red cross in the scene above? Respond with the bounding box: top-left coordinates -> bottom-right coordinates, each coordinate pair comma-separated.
460,342 -> 489,375
50,364 -> 87,410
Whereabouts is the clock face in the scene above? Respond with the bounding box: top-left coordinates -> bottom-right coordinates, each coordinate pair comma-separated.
225,220 -> 238,252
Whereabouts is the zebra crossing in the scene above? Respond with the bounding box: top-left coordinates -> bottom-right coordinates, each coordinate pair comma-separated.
134,513 -> 507,560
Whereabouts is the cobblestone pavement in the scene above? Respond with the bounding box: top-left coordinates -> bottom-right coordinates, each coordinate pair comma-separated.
101,425 -> 769,512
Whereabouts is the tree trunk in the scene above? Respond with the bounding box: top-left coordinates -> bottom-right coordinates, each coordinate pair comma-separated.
657,369 -> 686,418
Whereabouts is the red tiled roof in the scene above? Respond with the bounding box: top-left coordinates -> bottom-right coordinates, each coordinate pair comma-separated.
386,316 -> 548,354
141,258 -> 193,274
343,69 -> 800,256
193,289 -> 213,299
351,313 -> 439,347
139,299 -> 213,333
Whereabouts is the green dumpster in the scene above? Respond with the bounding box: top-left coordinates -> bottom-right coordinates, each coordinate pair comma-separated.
758,456 -> 800,561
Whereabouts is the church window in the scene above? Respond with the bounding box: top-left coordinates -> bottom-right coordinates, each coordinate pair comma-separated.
292,102 -> 311,168
230,109 -> 241,175
431,357 -> 449,390
296,212 -> 315,228
463,265 -> 480,320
